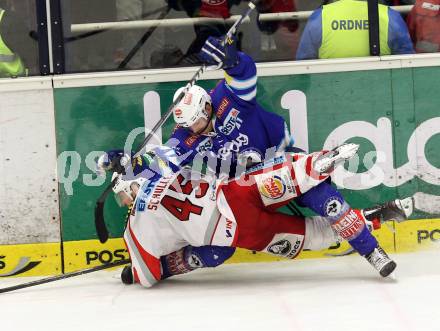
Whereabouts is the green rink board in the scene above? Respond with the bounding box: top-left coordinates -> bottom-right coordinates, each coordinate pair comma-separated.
54,66 -> 440,241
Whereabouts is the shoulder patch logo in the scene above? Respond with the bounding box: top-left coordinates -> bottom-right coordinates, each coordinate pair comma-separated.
184,135 -> 199,147
216,97 -> 230,118
268,240 -> 291,255
259,175 -> 286,200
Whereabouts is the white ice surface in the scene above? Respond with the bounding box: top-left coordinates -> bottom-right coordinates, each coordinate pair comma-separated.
2,250 -> 440,331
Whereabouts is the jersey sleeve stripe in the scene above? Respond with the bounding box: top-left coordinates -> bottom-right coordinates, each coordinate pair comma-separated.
226,84 -> 257,101
124,226 -> 161,287
224,72 -> 257,90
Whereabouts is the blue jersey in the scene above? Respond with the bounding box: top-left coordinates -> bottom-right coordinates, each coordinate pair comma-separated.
168,52 -> 291,176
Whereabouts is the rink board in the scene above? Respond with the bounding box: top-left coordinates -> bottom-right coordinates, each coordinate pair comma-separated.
2,219 -> 439,276
2,55 -> 440,277
52,63 -> 440,242
0,242 -> 61,277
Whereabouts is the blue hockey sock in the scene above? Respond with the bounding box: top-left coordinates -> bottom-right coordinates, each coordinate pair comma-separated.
161,246 -> 235,279
348,226 -> 378,256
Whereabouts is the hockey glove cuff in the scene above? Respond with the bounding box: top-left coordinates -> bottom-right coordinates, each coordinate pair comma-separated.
199,35 -> 239,69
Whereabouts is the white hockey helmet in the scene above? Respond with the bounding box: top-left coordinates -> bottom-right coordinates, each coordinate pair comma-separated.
111,172 -> 147,207
172,85 -> 212,127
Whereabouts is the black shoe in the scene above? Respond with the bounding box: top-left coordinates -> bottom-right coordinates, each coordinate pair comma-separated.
364,246 -> 396,277
121,265 -> 134,285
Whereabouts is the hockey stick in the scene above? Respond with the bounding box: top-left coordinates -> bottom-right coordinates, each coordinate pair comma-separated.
94,177 -> 118,243
94,1 -> 257,244
0,259 -> 130,294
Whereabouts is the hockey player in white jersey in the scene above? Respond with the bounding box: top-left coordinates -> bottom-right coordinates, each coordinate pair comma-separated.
105,145 -> 408,288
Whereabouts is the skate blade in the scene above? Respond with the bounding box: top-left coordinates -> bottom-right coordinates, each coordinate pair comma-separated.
313,143 -> 359,173
380,260 -> 397,277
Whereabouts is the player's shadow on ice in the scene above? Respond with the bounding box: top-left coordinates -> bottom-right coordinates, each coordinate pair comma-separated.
155,264 -> 397,290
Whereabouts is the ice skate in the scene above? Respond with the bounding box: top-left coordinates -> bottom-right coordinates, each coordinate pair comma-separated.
362,197 -> 414,230
364,245 -> 396,277
312,143 -> 359,174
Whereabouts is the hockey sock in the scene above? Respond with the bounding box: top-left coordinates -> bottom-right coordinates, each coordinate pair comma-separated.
332,208 -> 378,256
160,246 -> 235,279
295,181 -> 347,219
295,182 -> 378,255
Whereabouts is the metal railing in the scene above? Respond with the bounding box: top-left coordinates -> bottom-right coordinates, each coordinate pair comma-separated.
70,5 -> 413,34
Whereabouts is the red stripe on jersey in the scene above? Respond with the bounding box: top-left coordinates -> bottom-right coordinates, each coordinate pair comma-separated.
292,153 -> 303,162
305,154 -> 313,176
305,153 -> 328,181
288,166 -> 302,197
133,267 -> 140,284
128,225 -> 161,281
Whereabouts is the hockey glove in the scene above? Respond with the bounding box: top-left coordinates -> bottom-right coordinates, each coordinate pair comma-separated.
199,35 -> 239,69
96,149 -> 130,175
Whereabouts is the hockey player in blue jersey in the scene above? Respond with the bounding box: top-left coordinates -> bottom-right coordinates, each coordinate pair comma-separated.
169,36 -> 291,175
162,35 -> 410,275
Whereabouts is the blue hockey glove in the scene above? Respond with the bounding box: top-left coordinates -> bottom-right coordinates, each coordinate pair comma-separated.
97,149 -> 172,179
96,149 -> 130,175
199,35 -> 239,69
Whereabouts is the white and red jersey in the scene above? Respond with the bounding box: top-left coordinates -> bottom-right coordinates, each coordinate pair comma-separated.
123,168 -> 238,288
124,151 -> 331,287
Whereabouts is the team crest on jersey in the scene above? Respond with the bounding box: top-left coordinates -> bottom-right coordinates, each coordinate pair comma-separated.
218,108 -> 242,135
259,175 -> 286,200
216,97 -> 230,118
196,137 -> 213,153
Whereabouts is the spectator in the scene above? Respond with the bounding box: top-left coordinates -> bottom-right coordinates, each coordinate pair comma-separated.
167,0 -> 242,64
257,0 -> 300,60
296,0 -> 415,60
407,0 -> 440,53
0,5 -> 29,77
115,0 -> 168,69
